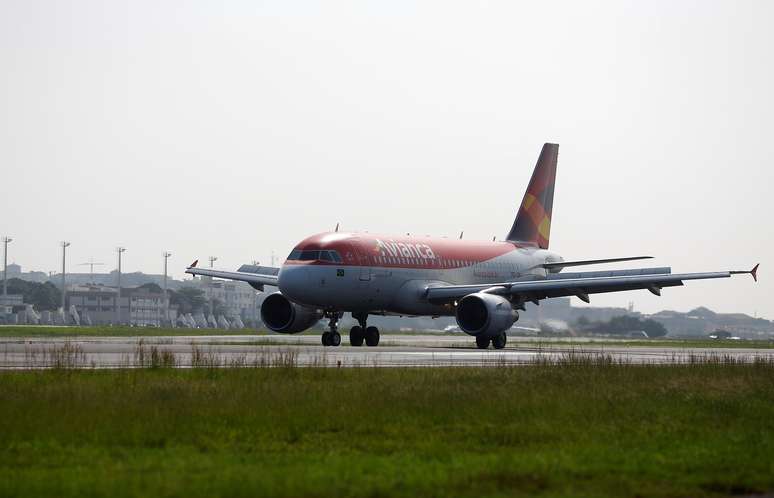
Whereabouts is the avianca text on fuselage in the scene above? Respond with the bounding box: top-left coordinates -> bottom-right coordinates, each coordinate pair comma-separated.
375,239 -> 437,260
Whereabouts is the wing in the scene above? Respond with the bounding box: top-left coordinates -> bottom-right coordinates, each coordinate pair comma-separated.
185,262 -> 279,291
542,256 -> 653,270
425,265 -> 759,305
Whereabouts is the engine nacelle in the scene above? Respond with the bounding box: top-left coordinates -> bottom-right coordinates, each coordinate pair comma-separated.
455,293 -> 519,337
260,292 -> 323,334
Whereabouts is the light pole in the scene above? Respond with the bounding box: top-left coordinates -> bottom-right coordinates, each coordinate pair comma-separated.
163,251 -> 172,325
208,256 -> 217,316
116,247 -> 126,324
251,259 -> 260,327
2,236 -> 12,297
60,241 -> 70,310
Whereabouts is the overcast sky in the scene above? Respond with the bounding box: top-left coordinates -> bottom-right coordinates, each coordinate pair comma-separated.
1,0 -> 772,318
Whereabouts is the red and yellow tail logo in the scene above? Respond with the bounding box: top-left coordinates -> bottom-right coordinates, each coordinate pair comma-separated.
506,143 -> 558,249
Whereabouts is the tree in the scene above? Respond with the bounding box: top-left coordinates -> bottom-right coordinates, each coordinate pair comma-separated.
211,298 -> 228,317
640,318 -> 668,338
575,315 -> 591,328
4,278 -> 61,311
138,282 -> 163,293
590,315 -> 668,338
169,287 -> 207,315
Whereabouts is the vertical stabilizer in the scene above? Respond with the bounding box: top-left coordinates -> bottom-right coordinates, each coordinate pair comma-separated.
506,143 -> 559,249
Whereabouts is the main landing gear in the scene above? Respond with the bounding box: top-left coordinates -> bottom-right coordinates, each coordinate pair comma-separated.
349,312 -> 379,347
321,312 -> 380,347
475,332 -> 507,350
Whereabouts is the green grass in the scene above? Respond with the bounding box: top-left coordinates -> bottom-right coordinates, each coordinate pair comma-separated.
1,363 -> 773,497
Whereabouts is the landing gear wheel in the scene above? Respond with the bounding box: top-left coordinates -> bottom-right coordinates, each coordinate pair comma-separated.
349,326 -> 364,346
475,335 -> 491,349
365,326 -> 380,347
492,333 -> 507,350
322,311 -> 342,347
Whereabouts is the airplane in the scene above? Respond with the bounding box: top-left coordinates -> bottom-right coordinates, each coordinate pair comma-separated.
186,143 -> 759,349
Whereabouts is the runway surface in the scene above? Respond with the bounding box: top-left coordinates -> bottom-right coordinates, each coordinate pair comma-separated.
2,334 -> 773,369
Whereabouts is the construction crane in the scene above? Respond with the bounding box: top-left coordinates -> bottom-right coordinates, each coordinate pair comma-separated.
79,258 -> 105,283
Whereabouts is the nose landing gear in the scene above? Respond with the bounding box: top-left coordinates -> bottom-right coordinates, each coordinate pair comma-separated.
321,311 -> 342,347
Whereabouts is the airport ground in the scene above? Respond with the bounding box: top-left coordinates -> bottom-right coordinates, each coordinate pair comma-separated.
1,362 -> 773,498
1,325 -> 773,349
2,329 -> 773,497
2,334 -> 774,368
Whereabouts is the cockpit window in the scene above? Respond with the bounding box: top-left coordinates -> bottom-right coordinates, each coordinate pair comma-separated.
286,249 -> 343,262
298,250 -> 320,261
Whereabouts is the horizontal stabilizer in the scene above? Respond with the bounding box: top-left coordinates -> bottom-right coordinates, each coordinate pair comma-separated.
543,256 -> 653,270
730,263 -> 759,282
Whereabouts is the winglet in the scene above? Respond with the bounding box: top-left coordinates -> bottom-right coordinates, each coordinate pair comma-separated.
189,259 -> 198,268
730,263 -> 759,282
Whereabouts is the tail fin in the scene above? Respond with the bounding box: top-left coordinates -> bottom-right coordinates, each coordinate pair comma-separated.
506,143 -> 559,249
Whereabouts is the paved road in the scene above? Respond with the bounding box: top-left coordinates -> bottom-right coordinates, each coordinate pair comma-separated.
1,334 -> 772,369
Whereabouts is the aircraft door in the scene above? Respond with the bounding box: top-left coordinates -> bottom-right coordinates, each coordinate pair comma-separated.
348,239 -> 372,281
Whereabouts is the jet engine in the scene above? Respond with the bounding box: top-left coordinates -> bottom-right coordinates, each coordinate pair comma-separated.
260,292 -> 323,334
455,293 -> 519,336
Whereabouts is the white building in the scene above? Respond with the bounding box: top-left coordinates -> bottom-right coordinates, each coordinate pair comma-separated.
194,277 -> 260,321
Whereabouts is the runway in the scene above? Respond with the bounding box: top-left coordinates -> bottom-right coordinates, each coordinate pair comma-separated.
1,334 -> 773,369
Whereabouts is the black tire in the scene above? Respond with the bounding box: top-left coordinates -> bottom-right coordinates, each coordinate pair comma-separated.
475,335 -> 490,349
349,326 -> 364,346
330,332 -> 341,347
492,333 -> 507,350
365,326 -> 380,347
321,332 -> 331,346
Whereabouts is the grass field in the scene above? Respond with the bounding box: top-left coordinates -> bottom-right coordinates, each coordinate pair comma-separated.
1,361 -> 773,497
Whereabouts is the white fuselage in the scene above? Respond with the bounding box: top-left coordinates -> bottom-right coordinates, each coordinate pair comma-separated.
278,244 -> 561,316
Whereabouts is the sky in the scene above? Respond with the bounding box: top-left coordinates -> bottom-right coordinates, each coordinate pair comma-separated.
1,0 -> 772,318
